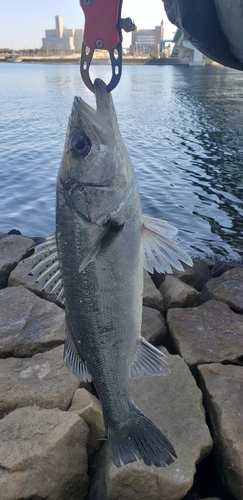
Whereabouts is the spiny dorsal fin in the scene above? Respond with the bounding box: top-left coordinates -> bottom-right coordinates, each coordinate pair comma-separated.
141,215 -> 193,274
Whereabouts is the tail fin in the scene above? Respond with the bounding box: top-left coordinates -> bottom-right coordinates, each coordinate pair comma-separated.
107,408 -> 177,468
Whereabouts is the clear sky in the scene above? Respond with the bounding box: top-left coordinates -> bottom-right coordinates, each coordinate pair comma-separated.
0,0 -> 176,50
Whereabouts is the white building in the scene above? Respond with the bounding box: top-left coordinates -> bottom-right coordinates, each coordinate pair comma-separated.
42,16 -> 83,54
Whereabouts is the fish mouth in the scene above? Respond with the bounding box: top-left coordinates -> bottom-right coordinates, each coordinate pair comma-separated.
74,79 -> 116,135
94,78 -> 114,118
73,95 -> 96,119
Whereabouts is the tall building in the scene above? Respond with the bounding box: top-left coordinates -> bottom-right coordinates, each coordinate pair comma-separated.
130,20 -> 164,56
55,15 -> 63,38
42,16 -> 83,53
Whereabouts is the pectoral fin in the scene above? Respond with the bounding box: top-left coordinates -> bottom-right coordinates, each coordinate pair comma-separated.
141,215 -> 193,274
25,234 -> 65,305
79,217 -> 124,272
129,337 -> 169,378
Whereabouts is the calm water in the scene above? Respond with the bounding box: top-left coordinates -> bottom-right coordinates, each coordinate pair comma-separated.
0,62 -> 243,260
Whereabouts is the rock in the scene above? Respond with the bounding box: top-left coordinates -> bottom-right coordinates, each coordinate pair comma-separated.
0,234 -> 34,288
8,229 -> 22,235
198,363 -> 243,500
0,345 -> 84,418
88,350 -> 213,500
8,256 -> 58,302
173,259 -> 212,291
149,260 -> 212,292
167,300 -> 243,368
149,269 -> 166,288
211,260 -> 237,277
143,271 -> 164,313
0,406 -> 89,500
69,388 -> 105,455
0,286 -> 65,357
159,275 -> 200,311
141,306 -> 167,344
200,267 -> 243,313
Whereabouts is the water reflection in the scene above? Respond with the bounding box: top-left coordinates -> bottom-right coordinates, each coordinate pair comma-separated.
144,66 -> 243,259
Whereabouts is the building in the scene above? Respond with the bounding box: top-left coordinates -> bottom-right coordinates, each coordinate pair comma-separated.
130,20 -> 164,56
42,16 -> 83,54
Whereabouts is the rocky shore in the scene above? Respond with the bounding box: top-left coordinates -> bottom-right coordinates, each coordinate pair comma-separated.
0,230 -> 242,500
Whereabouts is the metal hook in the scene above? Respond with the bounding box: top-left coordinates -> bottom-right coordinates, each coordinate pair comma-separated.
80,44 -> 95,93
79,0 -> 135,92
80,42 -> 122,93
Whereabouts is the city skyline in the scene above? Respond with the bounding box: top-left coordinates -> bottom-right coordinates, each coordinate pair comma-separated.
0,0 -> 175,50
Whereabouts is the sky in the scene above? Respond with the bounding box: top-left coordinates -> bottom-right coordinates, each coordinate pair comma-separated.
0,0 -> 176,50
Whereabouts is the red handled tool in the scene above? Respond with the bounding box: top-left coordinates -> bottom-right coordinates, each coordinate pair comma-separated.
80,0 -> 135,92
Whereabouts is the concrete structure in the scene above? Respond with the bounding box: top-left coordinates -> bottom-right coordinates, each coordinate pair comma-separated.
42,16 -> 83,54
160,40 -> 173,58
130,20 -> 164,57
172,29 -> 205,65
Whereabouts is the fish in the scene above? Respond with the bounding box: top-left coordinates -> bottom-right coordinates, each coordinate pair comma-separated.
28,78 -> 193,468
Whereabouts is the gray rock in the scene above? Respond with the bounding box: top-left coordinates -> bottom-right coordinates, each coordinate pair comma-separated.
167,300 -> 243,368
211,260 -> 237,277
200,267 -> 243,313
0,345 -> 83,418
198,363 -> 243,500
0,286 -> 65,357
0,406 -> 89,500
141,306 -> 167,344
0,234 -> 34,288
201,498 -> 221,500
150,260 -> 212,292
88,350 -> 212,500
8,256 -> 57,302
69,388 -> 105,455
173,259 -> 212,291
143,271 -> 164,313
159,275 -> 200,311
148,269 -> 166,288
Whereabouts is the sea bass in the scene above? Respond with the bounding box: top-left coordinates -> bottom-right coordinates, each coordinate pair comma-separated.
29,79 -> 192,467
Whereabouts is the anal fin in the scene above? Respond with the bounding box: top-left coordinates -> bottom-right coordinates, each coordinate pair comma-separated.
129,337 -> 169,379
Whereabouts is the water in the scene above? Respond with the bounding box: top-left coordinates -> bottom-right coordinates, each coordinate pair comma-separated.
0,62 -> 243,261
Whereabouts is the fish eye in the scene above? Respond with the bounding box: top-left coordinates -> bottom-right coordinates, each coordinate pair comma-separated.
70,134 -> 91,157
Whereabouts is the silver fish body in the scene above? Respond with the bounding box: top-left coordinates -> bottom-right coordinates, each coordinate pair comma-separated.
29,79 -> 192,467
57,84 -> 142,363
56,85 -> 144,429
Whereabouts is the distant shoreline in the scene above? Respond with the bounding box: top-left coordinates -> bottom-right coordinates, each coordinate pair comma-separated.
0,55 -> 186,66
